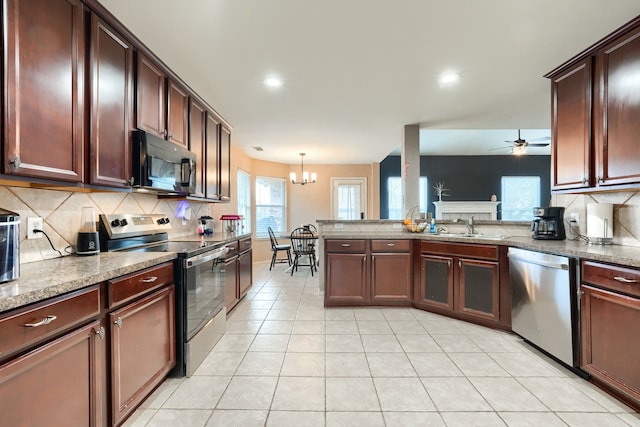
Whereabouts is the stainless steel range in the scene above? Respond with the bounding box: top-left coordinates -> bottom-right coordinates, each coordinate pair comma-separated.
99,213 -> 228,377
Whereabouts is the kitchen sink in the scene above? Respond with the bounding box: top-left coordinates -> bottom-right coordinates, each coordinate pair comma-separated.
435,232 -> 509,240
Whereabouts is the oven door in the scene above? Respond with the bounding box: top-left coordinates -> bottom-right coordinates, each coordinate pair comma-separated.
182,246 -> 229,341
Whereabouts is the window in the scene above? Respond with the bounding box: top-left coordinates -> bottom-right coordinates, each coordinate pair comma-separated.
255,176 -> 286,238
237,170 -> 251,233
387,177 -> 428,219
501,176 -> 540,221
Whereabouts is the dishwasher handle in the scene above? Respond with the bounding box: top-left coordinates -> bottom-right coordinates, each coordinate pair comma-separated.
508,252 -> 569,270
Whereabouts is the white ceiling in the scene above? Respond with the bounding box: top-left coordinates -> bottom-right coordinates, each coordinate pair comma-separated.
98,0 -> 640,163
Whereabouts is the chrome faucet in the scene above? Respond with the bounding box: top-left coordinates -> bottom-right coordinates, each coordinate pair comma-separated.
456,216 -> 475,234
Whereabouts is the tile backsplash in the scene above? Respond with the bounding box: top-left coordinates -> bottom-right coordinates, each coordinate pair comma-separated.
1,185 -> 221,264
552,190 -> 640,247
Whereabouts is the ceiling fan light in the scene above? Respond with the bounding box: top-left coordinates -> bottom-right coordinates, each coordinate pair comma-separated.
512,146 -> 527,156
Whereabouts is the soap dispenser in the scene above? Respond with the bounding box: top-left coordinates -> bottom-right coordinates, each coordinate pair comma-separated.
429,218 -> 436,233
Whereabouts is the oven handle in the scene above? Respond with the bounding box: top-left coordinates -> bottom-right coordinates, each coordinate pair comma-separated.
185,246 -> 229,268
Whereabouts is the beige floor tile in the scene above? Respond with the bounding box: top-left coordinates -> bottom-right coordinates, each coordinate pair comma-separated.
232,309 -> 270,320
207,410 -> 268,427
287,334 -> 326,352
325,320 -> 359,334
419,319 -> 463,334
383,412 -> 446,427
408,352 -> 464,377
139,377 -> 183,408
498,412 -> 568,427
213,334 -> 255,352
361,334 -> 403,352
468,333 -> 525,353
387,319 -> 427,334
357,320 -> 393,334
271,377 -> 325,410
396,334 -> 442,352
353,308 -> 385,320
326,411 -> 385,427
249,334 -> 291,352
558,412 -> 631,427
326,378 -> 380,411
146,409 -> 212,427
324,308 -> 355,320
267,410 -> 325,427
235,352 -> 284,376
217,376 -> 278,410
121,408 -> 156,427
517,377 -> 606,412
373,377 -> 435,411
381,308 -> 416,320
325,334 -> 364,352
265,309 -> 298,321
448,352 -> 510,377
293,320 -> 326,334
280,352 -> 325,376
194,352 -> 245,376
470,377 -> 548,412
366,353 -> 417,377
440,412 -> 507,427
432,334 -> 482,352
258,320 -> 294,334
162,376 -> 231,409
325,352 -> 371,377
421,377 -> 492,411
225,320 -> 263,334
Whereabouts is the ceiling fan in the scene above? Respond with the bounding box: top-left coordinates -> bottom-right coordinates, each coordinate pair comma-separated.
489,129 -> 551,154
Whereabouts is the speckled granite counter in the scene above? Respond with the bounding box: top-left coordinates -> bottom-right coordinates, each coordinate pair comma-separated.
0,252 -> 176,313
320,230 -> 640,268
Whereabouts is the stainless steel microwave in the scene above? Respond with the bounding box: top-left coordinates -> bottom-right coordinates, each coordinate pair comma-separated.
132,130 -> 196,195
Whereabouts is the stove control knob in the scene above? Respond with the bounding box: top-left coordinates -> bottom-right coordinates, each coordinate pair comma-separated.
110,219 -> 121,227
120,219 -> 128,227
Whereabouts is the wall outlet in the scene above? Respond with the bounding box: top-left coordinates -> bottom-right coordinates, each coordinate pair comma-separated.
334,223 -> 344,229
570,212 -> 580,225
27,217 -> 43,239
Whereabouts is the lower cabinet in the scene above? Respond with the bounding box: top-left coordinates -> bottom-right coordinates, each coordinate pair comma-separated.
414,241 -> 505,327
224,237 -> 253,313
325,239 -> 411,306
580,260 -> 640,411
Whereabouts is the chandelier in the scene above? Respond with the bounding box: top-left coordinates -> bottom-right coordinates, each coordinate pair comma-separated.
290,153 -> 316,185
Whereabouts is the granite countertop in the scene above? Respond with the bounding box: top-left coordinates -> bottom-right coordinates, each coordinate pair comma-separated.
0,252 -> 177,314
320,230 -> 640,268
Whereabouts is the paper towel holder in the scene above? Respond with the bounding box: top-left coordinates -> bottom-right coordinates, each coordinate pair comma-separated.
586,203 -> 613,246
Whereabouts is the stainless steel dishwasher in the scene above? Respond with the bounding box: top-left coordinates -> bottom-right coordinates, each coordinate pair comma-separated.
509,247 -> 579,367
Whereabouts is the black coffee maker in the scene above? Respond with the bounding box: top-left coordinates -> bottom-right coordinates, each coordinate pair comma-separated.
531,207 -> 566,240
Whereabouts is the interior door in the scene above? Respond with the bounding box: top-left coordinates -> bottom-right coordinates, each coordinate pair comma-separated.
331,178 -> 367,220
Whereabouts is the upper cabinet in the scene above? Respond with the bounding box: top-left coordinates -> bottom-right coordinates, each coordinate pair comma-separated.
548,17 -> 640,192
3,0 -> 85,182
205,113 -> 221,200
136,53 -> 189,148
89,14 -> 134,188
189,99 -> 207,198
219,124 -> 232,201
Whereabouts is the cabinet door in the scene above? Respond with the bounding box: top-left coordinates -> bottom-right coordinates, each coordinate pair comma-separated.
239,249 -> 253,297
456,258 -> 500,322
325,253 -> 367,305
0,320 -> 104,427
205,114 -> 220,199
89,15 -> 133,188
224,256 -> 239,312
189,99 -> 206,197
4,0 -> 84,182
581,284 -> 640,406
371,253 -> 411,302
219,125 -> 232,201
136,53 -> 166,138
167,80 -> 189,147
595,27 -> 640,187
416,254 -> 454,311
110,286 -> 175,426
551,58 -> 592,190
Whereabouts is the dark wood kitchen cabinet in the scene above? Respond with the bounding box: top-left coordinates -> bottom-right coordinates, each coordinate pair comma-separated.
548,17 -> 640,191
224,238 -> 253,313
3,0 -> 85,182
415,241 -> 504,327
108,262 -> 176,426
0,285 -> 104,426
580,260 -> 640,411
89,14 -> 134,188
205,113 -> 221,200
325,239 -> 411,306
238,237 -> 253,297
136,53 -> 189,147
219,124 -> 232,201
189,98 -> 207,197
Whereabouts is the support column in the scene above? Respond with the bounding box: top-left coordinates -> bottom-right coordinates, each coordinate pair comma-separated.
401,124 -> 420,217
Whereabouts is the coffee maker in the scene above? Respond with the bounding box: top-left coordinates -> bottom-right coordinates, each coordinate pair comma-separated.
531,207 -> 566,240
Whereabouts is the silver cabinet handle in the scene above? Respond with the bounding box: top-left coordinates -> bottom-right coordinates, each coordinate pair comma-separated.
23,315 -> 57,327
614,276 -> 638,284
386,243 -> 396,247
341,243 -> 351,247
114,317 -> 123,328
95,327 -> 105,340
140,276 -> 158,283
9,156 -> 21,168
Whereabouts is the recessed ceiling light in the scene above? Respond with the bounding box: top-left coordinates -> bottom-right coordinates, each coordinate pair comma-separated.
439,72 -> 459,85
252,146 -> 264,151
264,76 -> 283,88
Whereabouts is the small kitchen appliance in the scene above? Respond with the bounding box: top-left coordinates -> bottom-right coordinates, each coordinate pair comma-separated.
531,206 -> 566,240
220,214 -> 244,232
0,209 -> 20,283
76,207 -> 100,255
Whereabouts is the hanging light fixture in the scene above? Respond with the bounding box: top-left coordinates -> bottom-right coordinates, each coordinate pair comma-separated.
511,146 -> 527,156
290,153 -> 316,185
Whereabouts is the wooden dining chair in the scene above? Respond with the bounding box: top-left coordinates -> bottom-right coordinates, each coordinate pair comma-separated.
289,227 -> 317,276
268,227 -> 292,270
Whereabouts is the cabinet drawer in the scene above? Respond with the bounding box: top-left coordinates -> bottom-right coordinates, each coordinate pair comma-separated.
420,241 -> 498,261
371,239 -> 410,252
239,237 -> 252,253
225,240 -> 239,258
0,285 -> 101,361
326,239 -> 366,253
109,262 -> 174,309
582,260 -> 640,298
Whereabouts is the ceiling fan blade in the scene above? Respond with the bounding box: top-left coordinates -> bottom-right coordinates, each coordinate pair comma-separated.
527,143 -> 550,147
528,136 -> 551,142
488,146 -> 509,151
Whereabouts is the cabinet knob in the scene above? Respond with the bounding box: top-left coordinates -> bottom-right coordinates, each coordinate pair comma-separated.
114,317 -> 123,328
9,156 -> 21,168
23,315 -> 57,327
95,327 -> 106,340
129,177 -> 135,185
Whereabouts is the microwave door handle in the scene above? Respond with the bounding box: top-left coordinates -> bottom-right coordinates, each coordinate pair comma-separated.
180,158 -> 191,185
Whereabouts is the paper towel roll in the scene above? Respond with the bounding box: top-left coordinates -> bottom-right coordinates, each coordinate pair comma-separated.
586,203 -> 613,240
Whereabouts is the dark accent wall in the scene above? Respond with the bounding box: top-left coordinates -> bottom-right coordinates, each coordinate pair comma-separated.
379,155 -> 551,219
